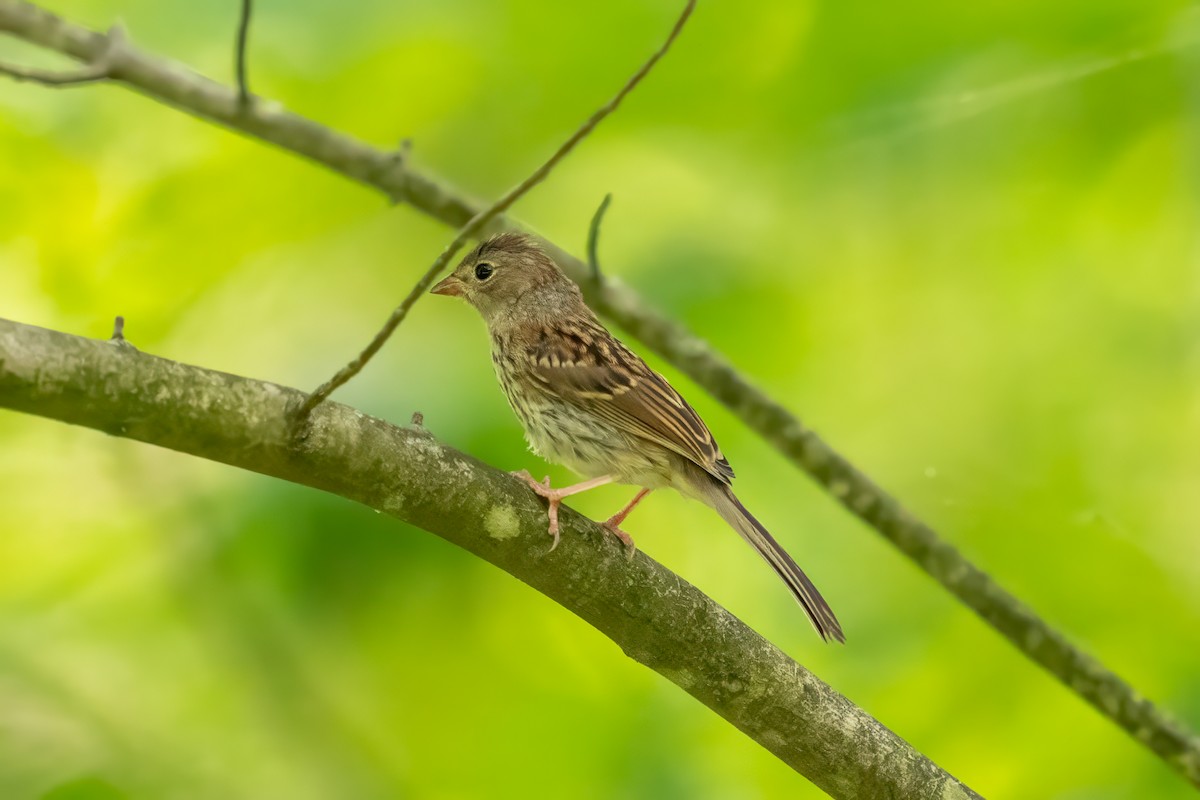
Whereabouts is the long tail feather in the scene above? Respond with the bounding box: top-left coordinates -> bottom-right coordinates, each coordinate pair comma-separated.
708,483 -> 844,643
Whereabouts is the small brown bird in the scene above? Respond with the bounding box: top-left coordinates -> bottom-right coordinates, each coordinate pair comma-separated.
431,232 -> 843,642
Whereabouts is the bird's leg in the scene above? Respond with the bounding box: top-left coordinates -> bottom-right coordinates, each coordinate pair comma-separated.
510,471 -> 615,551
602,488 -> 651,558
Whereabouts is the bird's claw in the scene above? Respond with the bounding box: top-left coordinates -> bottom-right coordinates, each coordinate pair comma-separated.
546,501 -> 562,552
510,470 -> 635,559
511,469 -> 552,494
511,470 -> 562,551
601,519 -> 637,561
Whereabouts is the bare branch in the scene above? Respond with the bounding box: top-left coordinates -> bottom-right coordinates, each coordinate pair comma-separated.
292,0 -> 695,422
0,316 -> 982,800
235,0 -> 252,108
0,57 -> 103,84
587,192 -> 613,280
2,1 -> 1199,785
0,21 -> 123,86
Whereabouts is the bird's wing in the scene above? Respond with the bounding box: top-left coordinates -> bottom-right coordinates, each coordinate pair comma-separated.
523,319 -> 734,485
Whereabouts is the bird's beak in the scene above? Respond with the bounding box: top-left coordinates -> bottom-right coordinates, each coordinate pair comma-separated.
430,275 -> 464,297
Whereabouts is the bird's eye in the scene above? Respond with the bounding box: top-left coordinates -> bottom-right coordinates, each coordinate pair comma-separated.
474,263 -> 494,281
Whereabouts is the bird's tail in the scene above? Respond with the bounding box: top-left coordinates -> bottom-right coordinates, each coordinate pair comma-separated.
706,482 -> 844,643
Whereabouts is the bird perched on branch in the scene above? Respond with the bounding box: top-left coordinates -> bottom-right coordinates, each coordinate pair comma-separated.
431,232 -> 843,643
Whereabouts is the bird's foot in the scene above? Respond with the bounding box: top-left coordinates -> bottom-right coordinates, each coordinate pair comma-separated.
600,517 -> 637,560
510,470 -> 564,551
511,469 -> 552,494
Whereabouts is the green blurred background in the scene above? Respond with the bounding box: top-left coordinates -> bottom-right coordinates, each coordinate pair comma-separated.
3,0 -> 1199,797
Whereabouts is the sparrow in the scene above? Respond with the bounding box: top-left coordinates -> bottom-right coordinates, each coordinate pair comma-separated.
431,232 -> 844,642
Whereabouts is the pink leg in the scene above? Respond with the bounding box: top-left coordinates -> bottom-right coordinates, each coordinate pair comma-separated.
511,471 -> 615,551
602,488 -> 651,558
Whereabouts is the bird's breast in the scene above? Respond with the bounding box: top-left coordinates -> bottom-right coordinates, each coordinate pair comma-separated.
489,336 -> 673,486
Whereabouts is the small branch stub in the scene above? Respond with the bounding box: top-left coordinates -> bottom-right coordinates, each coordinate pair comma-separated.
108,315 -> 136,350
587,192 -> 613,281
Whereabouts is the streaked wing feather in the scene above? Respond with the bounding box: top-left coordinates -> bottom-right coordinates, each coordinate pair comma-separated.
525,321 -> 734,484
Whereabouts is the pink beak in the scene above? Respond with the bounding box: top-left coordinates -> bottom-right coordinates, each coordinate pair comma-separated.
430,275 -> 464,297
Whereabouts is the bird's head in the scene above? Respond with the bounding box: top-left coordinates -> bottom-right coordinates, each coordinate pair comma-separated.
430,232 -> 585,327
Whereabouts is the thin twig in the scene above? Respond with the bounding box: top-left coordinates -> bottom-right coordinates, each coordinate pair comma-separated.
0,23 -> 123,86
0,57 -> 106,85
587,193 -> 613,280
235,0 -> 252,108
292,0 -> 695,423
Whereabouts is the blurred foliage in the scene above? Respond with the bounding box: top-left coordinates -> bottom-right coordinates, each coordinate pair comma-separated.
2,0 -> 1199,797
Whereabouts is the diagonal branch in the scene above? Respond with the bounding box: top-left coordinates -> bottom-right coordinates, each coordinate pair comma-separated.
293,0 -> 695,421
2,0 -> 1198,785
0,316 -> 981,800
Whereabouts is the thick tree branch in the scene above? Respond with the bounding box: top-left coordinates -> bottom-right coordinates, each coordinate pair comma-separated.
0,316 -> 980,800
294,0 -> 694,421
2,0 -> 1198,784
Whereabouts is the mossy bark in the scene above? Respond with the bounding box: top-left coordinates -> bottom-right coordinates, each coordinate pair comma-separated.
0,317 -> 980,799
